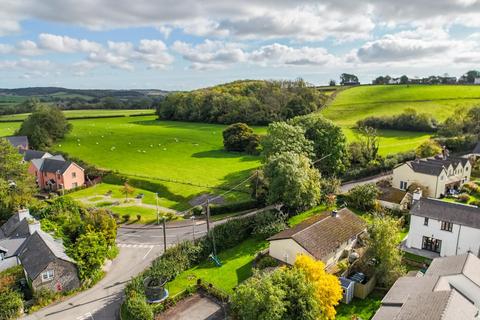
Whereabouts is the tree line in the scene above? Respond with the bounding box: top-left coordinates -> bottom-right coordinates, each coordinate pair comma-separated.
156,79 -> 327,125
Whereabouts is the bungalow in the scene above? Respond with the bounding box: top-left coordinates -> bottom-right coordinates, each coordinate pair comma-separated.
392,156 -> 471,198
0,209 -> 79,292
403,192 -> 480,258
29,157 -> 85,191
268,208 -> 366,268
372,253 -> 480,320
5,135 -> 29,150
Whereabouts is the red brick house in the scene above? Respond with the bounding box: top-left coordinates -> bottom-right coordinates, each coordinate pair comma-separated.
29,158 -> 85,191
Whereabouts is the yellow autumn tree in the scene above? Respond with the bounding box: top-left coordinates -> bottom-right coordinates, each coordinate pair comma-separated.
294,255 -> 343,320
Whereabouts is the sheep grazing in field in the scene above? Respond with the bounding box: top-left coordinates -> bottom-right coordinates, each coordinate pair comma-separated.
163,148 -> 167,151
150,145 -> 153,148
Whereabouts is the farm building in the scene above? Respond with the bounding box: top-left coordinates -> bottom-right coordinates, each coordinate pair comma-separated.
372,253 -> 480,320
268,208 -> 366,268
378,186 -> 410,211
392,156 -> 471,198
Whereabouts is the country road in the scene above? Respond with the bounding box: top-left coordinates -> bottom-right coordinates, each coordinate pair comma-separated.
23,206 -> 278,320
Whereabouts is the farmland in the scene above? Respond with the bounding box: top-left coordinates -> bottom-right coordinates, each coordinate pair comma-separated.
0,109 -> 154,121
322,84 -> 480,154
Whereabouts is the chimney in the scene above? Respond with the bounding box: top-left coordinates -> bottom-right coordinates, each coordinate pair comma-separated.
28,219 -> 41,235
331,210 -> 338,218
17,208 -> 30,221
412,188 -> 422,204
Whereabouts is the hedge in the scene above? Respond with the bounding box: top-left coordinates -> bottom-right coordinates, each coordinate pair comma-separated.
0,289 -> 23,320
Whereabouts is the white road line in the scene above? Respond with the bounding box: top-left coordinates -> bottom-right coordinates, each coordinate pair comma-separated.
76,312 -> 94,320
142,246 -> 153,260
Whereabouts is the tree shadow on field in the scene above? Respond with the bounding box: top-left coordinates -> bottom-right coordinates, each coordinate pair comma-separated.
191,149 -> 259,162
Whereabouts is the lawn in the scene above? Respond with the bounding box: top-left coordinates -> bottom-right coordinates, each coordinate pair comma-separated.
166,238 -> 268,296
322,85 -> 480,155
335,290 -> 385,320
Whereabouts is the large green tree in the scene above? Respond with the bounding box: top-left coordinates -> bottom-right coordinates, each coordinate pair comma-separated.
264,152 -> 321,212
70,231 -> 108,281
261,122 -> 313,160
367,215 -> 406,286
222,122 -> 259,154
290,114 -> 348,176
231,267 -> 321,320
17,104 -> 72,149
0,138 -> 36,220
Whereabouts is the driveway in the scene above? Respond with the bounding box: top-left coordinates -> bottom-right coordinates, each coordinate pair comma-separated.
157,293 -> 225,320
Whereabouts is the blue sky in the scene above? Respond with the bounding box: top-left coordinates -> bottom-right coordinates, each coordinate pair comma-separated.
1,0 -> 480,90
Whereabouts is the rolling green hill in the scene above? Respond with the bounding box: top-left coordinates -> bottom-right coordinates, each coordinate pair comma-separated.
322,85 -> 480,154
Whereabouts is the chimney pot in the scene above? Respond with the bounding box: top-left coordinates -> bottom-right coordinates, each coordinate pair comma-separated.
331,210 -> 338,217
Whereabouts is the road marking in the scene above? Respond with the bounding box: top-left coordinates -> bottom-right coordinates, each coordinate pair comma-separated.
117,243 -> 155,248
76,312 -> 94,320
143,246 -> 153,260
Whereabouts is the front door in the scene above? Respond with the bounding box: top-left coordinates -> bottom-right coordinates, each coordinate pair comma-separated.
422,236 -> 442,253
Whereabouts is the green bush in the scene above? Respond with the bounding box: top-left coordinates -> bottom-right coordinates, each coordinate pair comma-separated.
458,193 -> 470,203
346,184 -> 379,211
256,256 -> 279,270
33,288 -> 58,309
0,289 -> 23,320
123,214 -> 131,221
252,211 -> 287,238
209,200 -> 257,215
121,296 -> 153,320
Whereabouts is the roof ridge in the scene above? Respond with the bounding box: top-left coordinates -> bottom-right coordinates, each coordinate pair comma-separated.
293,213 -> 330,237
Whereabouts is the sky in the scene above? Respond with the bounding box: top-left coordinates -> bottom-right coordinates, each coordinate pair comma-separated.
0,0 -> 480,90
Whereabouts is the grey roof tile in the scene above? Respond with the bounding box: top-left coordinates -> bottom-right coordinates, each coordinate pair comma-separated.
411,198 -> 480,228
40,158 -> 72,174
5,136 -> 28,148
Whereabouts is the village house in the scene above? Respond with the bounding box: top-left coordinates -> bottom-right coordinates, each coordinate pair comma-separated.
29,157 -> 85,191
377,186 -> 410,211
372,253 -> 480,320
0,209 -> 79,292
403,191 -> 480,258
392,156 -> 471,198
268,208 -> 366,268
5,135 -> 29,150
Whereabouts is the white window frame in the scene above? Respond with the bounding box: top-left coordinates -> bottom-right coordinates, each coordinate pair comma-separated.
400,181 -> 408,190
41,270 -> 54,282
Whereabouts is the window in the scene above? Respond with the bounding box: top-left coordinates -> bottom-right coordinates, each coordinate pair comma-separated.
400,181 -> 408,190
441,221 -> 453,232
424,217 -> 429,226
466,167 -> 469,172
72,172 -> 76,178
422,236 -> 442,253
440,175 -> 444,181
41,270 -> 54,282
72,182 -> 78,188
0,252 -> 4,260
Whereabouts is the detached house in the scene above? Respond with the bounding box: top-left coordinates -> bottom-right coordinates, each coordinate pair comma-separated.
372,253 -> 480,320
5,135 -> 29,150
0,209 -> 80,292
29,157 -> 85,191
392,157 -> 471,198
403,192 -> 480,258
268,208 -> 366,268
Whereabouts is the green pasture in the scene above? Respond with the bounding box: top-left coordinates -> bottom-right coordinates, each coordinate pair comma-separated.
0,109 -> 154,121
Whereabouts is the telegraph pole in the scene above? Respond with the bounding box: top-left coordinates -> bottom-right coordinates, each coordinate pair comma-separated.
205,199 -> 211,233
156,192 -> 159,225
162,217 -> 167,252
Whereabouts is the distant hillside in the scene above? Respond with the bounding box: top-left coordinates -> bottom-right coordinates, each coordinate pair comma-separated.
322,84 -> 480,128
0,87 -> 170,115
157,79 -> 327,125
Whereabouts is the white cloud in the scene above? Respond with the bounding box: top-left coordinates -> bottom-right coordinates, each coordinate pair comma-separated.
250,43 -> 337,66
0,58 -> 52,70
38,33 -> 102,53
173,40 -> 245,69
0,44 -> 13,54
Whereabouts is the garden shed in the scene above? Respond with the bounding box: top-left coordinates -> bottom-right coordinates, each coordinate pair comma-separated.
339,277 -> 355,304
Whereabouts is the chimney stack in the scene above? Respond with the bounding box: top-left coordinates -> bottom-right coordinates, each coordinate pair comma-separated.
412,188 -> 422,204
331,210 -> 338,217
28,219 -> 41,235
17,208 -> 30,221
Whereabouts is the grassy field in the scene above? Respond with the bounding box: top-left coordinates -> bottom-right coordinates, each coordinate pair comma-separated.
336,290 -> 385,320
0,109 -> 154,121
322,85 -> 480,155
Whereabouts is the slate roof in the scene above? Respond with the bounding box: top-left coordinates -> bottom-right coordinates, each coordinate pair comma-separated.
268,208 -> 366,261
472,142 -> 480,155
40,158 -> 73,174
378,187 -> 408,204
20,149 -> 50,161
425,253 -> 480,286
0,237 -> 28,258
410,198 -> 480,229
0,210 -> 32,239
19,230 -> 75,280
4,136 -> 28,149
372,253 -> 480,320
406,157 -> 470,176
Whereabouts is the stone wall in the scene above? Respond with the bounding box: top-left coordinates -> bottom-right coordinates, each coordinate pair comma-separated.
31,259 -> 80,292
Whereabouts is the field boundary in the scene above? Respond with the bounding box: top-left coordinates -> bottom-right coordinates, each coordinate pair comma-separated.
331,96 -> 480,107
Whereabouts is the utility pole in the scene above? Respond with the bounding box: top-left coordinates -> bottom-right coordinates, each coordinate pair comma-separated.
205,199 -> 211,233
156,192 -> 159,225
162,217 -> 167,252
191,216 -> 196,241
